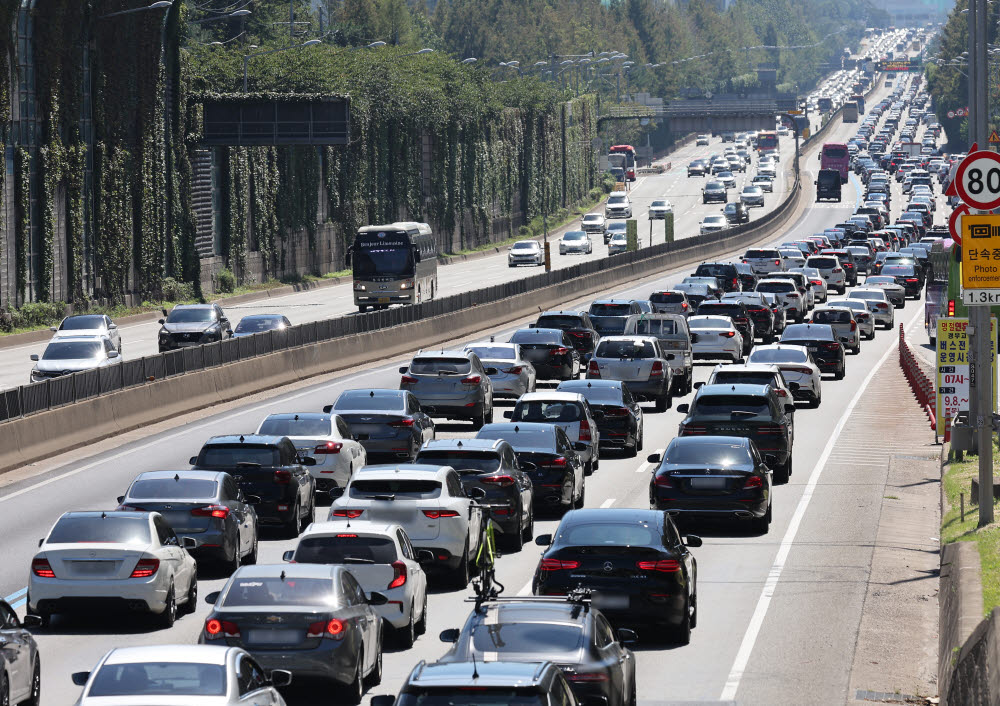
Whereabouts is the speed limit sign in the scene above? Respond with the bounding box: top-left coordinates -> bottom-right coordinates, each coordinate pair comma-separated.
955,149 -> 1000,210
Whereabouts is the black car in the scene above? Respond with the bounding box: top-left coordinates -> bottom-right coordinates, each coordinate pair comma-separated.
702,181 -> 727,203
695,301 -> 755,354
158,303 -> 232,352
326,389 -> 435,461
780,323 -> 846,380
438,597 -> 637,706
723,201 -> 750,225
535,311 -> 601,363
532,509 -> 701,644
687,160 -> 706,177
509,328 -> 581,381
647,436 -> 772,533
588,300 -> 642,337
675,383 -> 794,483
557,379 -> 643,454
693,262 -> 741,293
722,293 -> 777,343
191,434 -> 316,537
231,313 -> 292,338
880,264 -> 922,298
734,262 -> 758,291
476,423 -> 586,515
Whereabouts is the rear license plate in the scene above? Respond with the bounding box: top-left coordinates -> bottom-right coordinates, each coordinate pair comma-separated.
592,592 -> 629,609
248,628 -> 302,645
356,433 -> 370,441
71,561 -> 114,575
807,345 -> 819,351
689,477 -> 727,489
378,297 -> 390,304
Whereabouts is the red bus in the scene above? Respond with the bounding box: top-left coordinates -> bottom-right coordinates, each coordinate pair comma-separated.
608,144 -> 637,181
820,142 -> 850,183
756,131 -> 778,157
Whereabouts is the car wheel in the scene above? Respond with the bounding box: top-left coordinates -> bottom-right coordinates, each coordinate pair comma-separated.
245,532 -> 258,565
415,591 -> 428,635
0,670 -> 7,706
655,392 -> 670,413
344,651 -> 364,705
472,407 -> 488,430
584,459 -> 595,476
671,597 -> 692,645
452,543 -> 471,589
183,575 -> 198,615
158,586 -> 177,628
522,508 -> 534,544
808,394 -> 821,409
773,456 -> 790,484
834,362 -> 846,380
690,592 -> 698,629
225,541 -> 240,575
504,508 -> 525,552
287,500 -> 303,538
751,507 -> 770,534
23,656 -> 40,706
397,607 -> 416,649
574,480 -> 586,509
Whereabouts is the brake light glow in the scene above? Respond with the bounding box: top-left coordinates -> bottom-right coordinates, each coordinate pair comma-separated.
544,456 -> 568,468
130,558 -> 160,578
461,375 -> 482,385
31,558 -> 55,578
540,558 -> 580,571
273,470 -> 292,484
579,418 -> 592,442
905,278 -> 918,283
719,331 -> 736,338
332,509 -> 364,518
314,442 -> 343,454
422,510 -> 461,519
650,361 -> 664,378
824,342 -> 841,350
588,360 -> 601,378
653,474 -> 673,487
307,619 -> 345,640
743,476 -> 764,489
551,347 -> 569,356
481,474 -> 516,487
191,505 -> 231,519
204,619 -> 240,639
849,321 -> 857,332
774,260 -> 781,266
400,375 -> 418,384
388,560 -> 407,589
388,417 -> 415,427
502,366 -> 523,375
636,559 -> 681,573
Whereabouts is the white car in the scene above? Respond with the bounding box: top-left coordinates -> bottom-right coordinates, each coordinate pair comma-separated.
687,315 -> 744,362
608,232 -> 628,255
256,413 -> 367,497
849,287 -> 895,328
717,171 -> 737,189
740,185 -> 765,207
789,267 -> 829,303
29,335 -> 122,383
581,213 -> 607,237
756,278 -> 807,322
605,191 -> 632,219
284,521 -> 429,647
778,248 -> 806,270
507,391 -> 599,472
743,248 -> 784,276
863,275 -> 907,308
706,362 -> 797,406
29,511 -> 199,627
835,298 -> 877,339
696,134 -> 710,146
50,314 -> 121,352
805,254 -> 847,295
808,305 -> 861,353
758,162 -> 777,178
559,230 -> 593,255
699,215 -> 728,235
508,240 -> 544,267
329,464 -> 484,588
752,175 -> 774,192
746,344 -> 823,407
71,645 -> 290,705
648,199 -> 673,219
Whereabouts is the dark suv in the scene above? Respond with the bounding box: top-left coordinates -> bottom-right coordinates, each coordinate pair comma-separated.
588,300 -> 642,337
695,301 -> 755,354
535,310 -> 600,363
509,327 -> 580,381
693,262 -> 741,293
779,323 -> 846,380
675,383 -> 794,483
158,303 -> 232,352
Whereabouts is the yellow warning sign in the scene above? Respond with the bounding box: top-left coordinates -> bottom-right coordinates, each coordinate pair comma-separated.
990,130 -> 1000,143
961,214 -> 1000,290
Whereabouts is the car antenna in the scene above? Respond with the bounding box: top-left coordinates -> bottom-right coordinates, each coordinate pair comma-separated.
280,570 -> 286,581
239,435 -> 245,443
490,335 -> 495,343
101,511 -> 107,519
471,652 -> 480,681
457,440 -> 463,447
294,414 -> 299,421
174,473 -> 180,482
370,390 -> 375,397
513,425 -> 519,433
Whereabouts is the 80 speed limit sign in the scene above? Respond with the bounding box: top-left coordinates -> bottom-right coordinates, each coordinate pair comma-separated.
956,149 -> 1000,210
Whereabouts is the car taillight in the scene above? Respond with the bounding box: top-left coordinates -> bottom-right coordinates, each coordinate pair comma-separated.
400,375 -> 418,384
130,558 -> 160,578
877,303 -> 888,309
757,425 -> 784,435
205,619 -> 240,640
743,475 -> 764,489
461,375 -> 482,385
481,474 -> 516,487
719,331 -> 736,338
31,558 -> 55,578
191,505 -> 231,519
540,558 -> 580,571
423,510 -> 461,519
776,388 -> 788,397
849,321 -> 857,332
501,366 -> 523,375
603,406 -> 630,417
811,280 -> 824,286
650,361 -> 664,378
788,293 -> 799,298
314,442 -> 343,454
551,347 -> 570,356
681,302 -> 688,310
636,559 -> 681,573
544,456 -> 568,468
579,418 -> 592,442
388,417 -> 415,427
116,504 -> 148,512
307,619 -> 345,640
566,672 -> 610,682
732,277 -> 738,287
905,278 -> 918,283
332,509 -> 364,518
388,560 -> 407,589
832,267 -> 843,273
653,474 -> 673,487
824,342 -> 841,350
588,360 -> 601,378
274,470 -> 292,484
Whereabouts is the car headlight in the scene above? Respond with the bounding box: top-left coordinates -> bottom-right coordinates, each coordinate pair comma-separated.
400,279 -> 414,290
354,283 -> 366,291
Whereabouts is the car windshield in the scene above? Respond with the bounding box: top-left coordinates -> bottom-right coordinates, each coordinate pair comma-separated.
663,440 -> 752,466
48,516 -> 150,545
42,341 -> 104,360
512,242 -> 538,251
471,623 -> 584,657
166,308 -> 215,324
558,522 -> 656,546
409,358 -> 472,376
415,451 -> 501,473
882,266 -> 914,276
563,232 -> 586,241
235,317 -> 285,333
222,576 -> 335,607
535,315 -> 583,330
467,346 -> 517,360
596,340 -> 656,359
608,196 -> 627,205
349,479 -> 442,499
851,290 -> 885,301
704,216 -> 726,224
695,265 -> 733,277
652,200 -> 669,207
88,662 -> 227,697
128,478 -> 219,500
334,392 -> 405,412
692,395 -> 771,419
293,535 -> 398,564
512,400 -> 582,422
353,238 -> 413,278
59,316 -> 105,330
258,417 -> 332,437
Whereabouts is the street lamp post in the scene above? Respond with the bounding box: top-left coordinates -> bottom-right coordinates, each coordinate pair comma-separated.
243,39 -> 321,92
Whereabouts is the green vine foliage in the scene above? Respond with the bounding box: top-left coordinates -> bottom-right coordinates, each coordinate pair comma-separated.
65,144 -> 87,303
14,147 -> 29,304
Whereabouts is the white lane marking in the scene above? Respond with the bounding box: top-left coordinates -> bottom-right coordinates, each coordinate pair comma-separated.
600,498 -> 616,508
636,447 -> 665,472
719,304 -> 923,702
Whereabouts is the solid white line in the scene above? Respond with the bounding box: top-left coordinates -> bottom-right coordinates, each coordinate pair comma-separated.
600,498 -> 616,508
719,305 -> 921,701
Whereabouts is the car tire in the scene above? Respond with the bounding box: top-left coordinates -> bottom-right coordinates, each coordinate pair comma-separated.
0,670 -> 8,706
415,591 -> 428,635
344,652 -> 364,705
367,631 -> 383,687
671,598 -> 692,645
584,459 -> 595,476
225,541 -> 240,575
452,543 -> 471,589
522,508 -> 534,545
808,394 -> 821,409
397,609 -> 416,649
504,511 -> 525,552
286,500 -> 303,538
751,506 -> 770,534
834,362 -> 846,380
574,480 -> 586,509
158,586 -> 177,629
24,656 -> 40,706
245,533 -> 258,565
773,456 -> 790,484
183,575 -> 198,615
655,392 -> 670,413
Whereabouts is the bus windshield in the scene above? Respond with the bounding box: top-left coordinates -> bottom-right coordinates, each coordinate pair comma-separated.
353,232 -> 413,278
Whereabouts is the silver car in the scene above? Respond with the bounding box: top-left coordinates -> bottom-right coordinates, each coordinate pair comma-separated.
559,230 -> 593,255
624,313 -> 694,395
30,334 -> 121,383
326,389 -> 435,461
746,344 -> 823,407
743,248 -> 784,276
400,350 -> 496,428
808,305 -> 861,353
863,275 -> 907,308
756,278 -> 807,322
50,314 -> 121,352
834,298 -> 877,339
849,288 -> 895,328
608,232 -> 629,255
508,240 -> 544,267
752,175 -> 774,192
789,267 -> 829,303
586,336 -> 674,411
464,342 -> 537,400
649,199 -> 673,219
581,213 -> 607,238
649,289 -> 693,316
740,185 -> 765,207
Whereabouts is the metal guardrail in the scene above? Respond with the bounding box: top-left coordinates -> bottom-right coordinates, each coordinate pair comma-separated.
898,323 -> 937,435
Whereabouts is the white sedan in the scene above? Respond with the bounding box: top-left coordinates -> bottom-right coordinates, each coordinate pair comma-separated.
559,230 -> 593,255
648,199 -> 673,219
256,412 -> 366,497
72,644 -> 290,705
29,511 -> 199,627
687,315 -> 744,362
284,521 -> 429,647
747,344 -> 823,408
508,240 -> 544,267
699,215 -> 728,235
608,232 -> 629,255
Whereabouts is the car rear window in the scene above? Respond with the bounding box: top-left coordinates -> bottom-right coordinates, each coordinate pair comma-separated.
471,623 -> 584,657
663,440 -> 752,466
650,292 -> 685,304
397,691 -> 547,706
510,329 -> 562,345
589,303 -> 632,316
881,266 -> 915,276
414,451 -> 501,473
558,523 -> 656,546
197,445 -> 280,468
712,371 -> 777,387
409,358 -> 472,375
258,418 -> 332,437
596,340 -> 656,359
698,304 -> 743,318
808,257 -> 839,268
592,318 -> 628,336
512,400 -> 583,422
128,478 -> 218,500
476,428 -> 554,451
349,480 -> 442,499
756,281 -> 794,293
812,310 -> 852,324
632,319 -> 678,337
692,395 -> 771,419
695,264 -> 735,277
559,385 -> 623,404
222,577 -> 334,607
88,663 -> 227,697
48,516 -> 151,545
535,315 -> 584,330
293,535 -> 398,564
745,250 -> 779,258
466,346 -> 517,361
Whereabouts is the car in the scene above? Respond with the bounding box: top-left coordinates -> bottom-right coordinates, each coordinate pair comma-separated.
559,230 -> 594,255
400,350 -> 495,429
805,254 -> 846,295
675,383 -> 794,483
696,301 -> 755,354
50,314 -> 121,351
647,436 -> 772,533
721,292 -> 779,343
588,299 -> 642,337
757,161 -> 777,178
717,171 -> 737,189
705,362 -> 797,410
768,271 -> 816,310
29,334 -> 122,383
556,379 -> 644,455
116,470 -> 260,571
849,288 -> 895,328
807,306 -> 861,354
688,160 -> 706,177
833,298 -> 877,339
158,303 -> 232,352
649,199 -> 673,219
476,422 -> 587,514
846,246 -> 874,274
414,438 -> 535,550
789,267 -> 829,303
608,232 -> 628,255
779,323 -> 846,379
752,174 -> 774,192
437,597 -> 637,706
696,134 -> 710,146
742,248 -> 784,276
532,509 -> 701,644
723,201 -> 750,225
821,248 -> 860,286
71,645 -> 290,706
624,313 -> 695,395
199,564 -> 384,702
463,341 -> 537,399
605,220 -> 626,245
604,191 -> 632,219
325,389 -> 435,462
231,314 -> 291,338
879,264 -> 923,298
862,275 -> 906,308
702,181 -> 727,204
687,315 -> 744,362
508,240 -> 544,267
191,435 -> 317,536
507,391 -> 600,472
581,213 -> 607,237
329,464 -> 485,587
756,277 -> 807,322
699,214 -> 728,234
0,600 -> 40,706
672,282 -> 716,311
534,310 -> 600,364
694,262 -> 741,293
777,248 -> 806,270
509,327 -> 581,381
746,344 -> 823,407
29,510 -> 199,627
740,185 -> 765,207
649,289 -> 692,317
283,521 -> 430,646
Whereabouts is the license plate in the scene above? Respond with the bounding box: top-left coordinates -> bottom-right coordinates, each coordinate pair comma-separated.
71,561 -> 115,575
378,297 -> 390,304
356,433 -> 370,440
247,628 -> 302,645
592,592 -> 629,609
689,477 -> 727,489
808,345 -> 818,351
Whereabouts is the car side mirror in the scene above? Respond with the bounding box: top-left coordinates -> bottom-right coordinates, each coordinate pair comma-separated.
684,534 -> 703,548
416,549 -> 436,564
839,337 -> 851,343
189,456 -> 198,466
38,538 -> 44,547
484,367 -> 499,376
179,536 -> 199,550
398,366 -> 409,374
322,404 -> 334,414
693,381 -> 704,390
344,252 -> 352,266
158,318 -> 165,325
785,403 -> 796,413
108,323 -> 117,330
787,381 -> 800,391
205,591 -> 221,605
503,410 -> 513,419
226,329 -> 234,336
300,456 -> 317,466
676,403 -> 690,414
666,353 -> 676,361
269,669 -> 293,688
535,534 -> 553,546
21,614 -> 43,628
116,495 -> 125,504
439,628 -> 461,643
591,409 -> 604,420
646,453 -> 661,464
283,550 -> 295,562
573,442 -> 589,452
244,494 -> 262,505
30,354 -> 39,362
365,591 -> 389,606
329,487 -> 345,501
108,350 -> 120,359
617,627 -> 639,645
49,326 -> 57,332
467,487 -> 487,500
689,333 -> 699,343
71,672 -> 91,687
764,454 -> 778,468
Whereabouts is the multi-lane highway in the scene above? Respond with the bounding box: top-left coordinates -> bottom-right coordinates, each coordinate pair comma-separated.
0,65 -> 946,705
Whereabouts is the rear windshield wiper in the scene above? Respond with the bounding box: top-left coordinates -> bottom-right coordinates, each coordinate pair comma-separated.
341,557 -> 375,564
235,462 -> 262,468
370,494 -> 396,501
730,410 -> 759,417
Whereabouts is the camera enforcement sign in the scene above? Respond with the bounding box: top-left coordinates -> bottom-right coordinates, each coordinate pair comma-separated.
961,214 -> 1000,304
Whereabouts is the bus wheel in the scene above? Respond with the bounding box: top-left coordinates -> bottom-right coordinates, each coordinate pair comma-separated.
359,305 -> 369,313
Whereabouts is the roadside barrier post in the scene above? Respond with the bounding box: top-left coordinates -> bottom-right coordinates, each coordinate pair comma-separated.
665,212 -> 674,243
626,220 -> 638,252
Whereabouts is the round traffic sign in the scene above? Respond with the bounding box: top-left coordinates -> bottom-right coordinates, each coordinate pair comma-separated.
949,203 -> 970,245
948,110 -> 955,119
955,150 -> 1000,210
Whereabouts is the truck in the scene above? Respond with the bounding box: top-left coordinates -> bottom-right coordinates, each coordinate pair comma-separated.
815,169 -> 842,202
851,94 -> 865,115
818,96 -> 833,112
843,102 -> 859,123
899,141 -> 922,158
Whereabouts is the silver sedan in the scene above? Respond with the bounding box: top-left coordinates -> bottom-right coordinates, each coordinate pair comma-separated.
464,342 -> 537,400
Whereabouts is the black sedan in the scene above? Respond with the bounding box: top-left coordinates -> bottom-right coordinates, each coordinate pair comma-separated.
647,436 -> 772,533
438,597 -> 637,706
532,508 -> 700,644
780,323 -> 846,380
509,327 -> 581,381
557,379 -> 643,454
535,310 -> 601,363
880,264 -> 923,298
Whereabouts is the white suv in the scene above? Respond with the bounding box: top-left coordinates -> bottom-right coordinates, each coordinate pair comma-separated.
604,191 -> 632,219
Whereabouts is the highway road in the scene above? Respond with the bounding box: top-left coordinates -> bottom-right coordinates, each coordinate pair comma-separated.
0,69 -> 946,705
